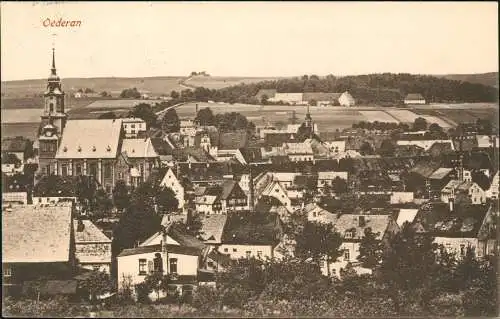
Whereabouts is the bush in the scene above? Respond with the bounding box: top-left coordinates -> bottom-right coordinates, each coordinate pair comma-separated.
2,296 -> 88,317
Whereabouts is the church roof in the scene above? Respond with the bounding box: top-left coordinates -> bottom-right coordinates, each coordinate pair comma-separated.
56,119 -> 123,159
121,138 -> 158,158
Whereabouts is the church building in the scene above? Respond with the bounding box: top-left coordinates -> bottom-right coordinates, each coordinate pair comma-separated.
36,48 -> 159,193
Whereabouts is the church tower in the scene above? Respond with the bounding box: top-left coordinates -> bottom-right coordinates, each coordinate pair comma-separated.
304,104 -> 314,138
38,47 -> 66,175
40,47 -> 67,132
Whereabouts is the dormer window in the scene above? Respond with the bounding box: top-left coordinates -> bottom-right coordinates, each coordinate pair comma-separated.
106,145 -> 111,152
77,146 -> 82,152
92,146 -> 96,152
63,146 -> 68,152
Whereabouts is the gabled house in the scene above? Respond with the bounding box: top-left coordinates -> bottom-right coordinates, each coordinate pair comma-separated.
2,152 -> 24,175
413,202 -> 490,259
319,213 -> 396,278
2,202 -> 76,296
317,171 -> 348,190
121,138 -> 159,183
117,223 -> 208,301
159,167 -> 185,210
486,170 -> 499,199
219,212 -> 283,260
404,93 -> 426,105
441,180 -> 486,205
73,219 -> 112,273
194,185 -> 223,215
220,180 -> 248,213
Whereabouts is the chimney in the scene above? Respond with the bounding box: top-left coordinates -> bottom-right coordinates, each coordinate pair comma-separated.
76,219 -> 84,232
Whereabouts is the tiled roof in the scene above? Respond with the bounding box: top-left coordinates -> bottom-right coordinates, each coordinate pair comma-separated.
302,92 -> 342,102
74,220 -> 111,243
396,209 -> 419,227
410,161 -> 442,178
221,180 -> 238,200
333,214 -> 392,240
405,93 -> 425,100
199,215 -> 228,244
56,119 -> 123,159
239,147 -> 263,163
117,244 -> 161,257
416,202 -> 489,237
2,203 -> 73,263
429,167 -> 453,180
150,138 -> 175,156
222,213 -> 281,245
122,138 -> 158,158
172,147 -> 214,162
264,132 -> 297,147
168,223 -> 207,251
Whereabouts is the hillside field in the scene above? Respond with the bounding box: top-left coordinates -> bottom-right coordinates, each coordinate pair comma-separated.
183,76 -> 281,89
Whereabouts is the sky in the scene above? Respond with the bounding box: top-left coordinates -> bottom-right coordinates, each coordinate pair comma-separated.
1,2 -> 498,81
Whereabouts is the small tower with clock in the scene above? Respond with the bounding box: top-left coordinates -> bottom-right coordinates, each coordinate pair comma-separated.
38,47 -> 67,175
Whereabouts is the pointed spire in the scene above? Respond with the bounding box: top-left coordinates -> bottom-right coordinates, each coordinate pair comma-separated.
51,47 -> 57,76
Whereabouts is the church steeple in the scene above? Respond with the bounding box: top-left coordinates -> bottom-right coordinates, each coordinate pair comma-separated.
51,47 -> 57,76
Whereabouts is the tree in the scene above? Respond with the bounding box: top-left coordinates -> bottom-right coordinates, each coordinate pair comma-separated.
84,88 -> 94,94
413,117 -> 428,131
260,94 -> 269,105
93,188 -> 113,219
295,221 -> 343,276
170,90 -> 180,99
379,139 -> 395,157
195,107 -> 215,126
98,111 -> 116,119
120,87 -> 141,99
100,91 -> 109,97
358,227 -> 384,269
156,187 -> 179,214
112,182 -> 161,254
309,99 -> 317,106
471,171 -> 491,190
476,118 -> 493,135
129,103 -> 157,128
161,108 -> 180,133
112,180 -> 129,212
360,142 -> 374,155
78,270 -> 115,304
380,223 -> 438,313
331,177 -> 348,194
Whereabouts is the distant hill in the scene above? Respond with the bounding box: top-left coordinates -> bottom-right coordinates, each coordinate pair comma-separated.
436,72 -> 498,88
1,76 -> 282,99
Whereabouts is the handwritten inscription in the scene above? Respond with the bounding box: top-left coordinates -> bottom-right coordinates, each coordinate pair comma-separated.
43,18 -> 82,27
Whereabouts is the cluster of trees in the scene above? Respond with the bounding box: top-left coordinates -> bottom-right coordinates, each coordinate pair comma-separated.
77,88 -> 94,94
194,107 -> 255,134
190,71 -> 209,76
120,88 -> 142,99
166,73 -> 497,106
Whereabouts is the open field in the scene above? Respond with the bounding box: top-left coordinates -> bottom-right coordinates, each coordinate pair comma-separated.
184,76 -> 281,89
1,122 -> 40,140
1,96 -> 101,110
385,109 -> 422,122
358,110 -> 399,123
1,76 -> 188,98
1,108 -> 44,123
414,108 -> 499,128
84,99 -> 147,109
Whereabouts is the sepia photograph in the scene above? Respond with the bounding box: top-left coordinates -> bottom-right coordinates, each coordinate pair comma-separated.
1,1 -> 498,317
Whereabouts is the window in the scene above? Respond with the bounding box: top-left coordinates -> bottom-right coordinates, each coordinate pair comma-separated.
75,164 -> 82,175
105,185 -> 111,194
224,248 -> 228,253
138,259 -> 147,275
3,266 -> 12,278
246,251 -> 251,258
207,261 -> 214,268
92,265 -> 100,272
131,124 -> 136,129
49,103 -> 54,112
257,251 -> 262,258
139,163 -> 144,177
460,244 -> 466,256
233,248 -> 237,252
169,258 -> 178,274
89,163 -> 98,177
61,164 -> 68,176
344,250 -> 350,261
104,162 -> 112,179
